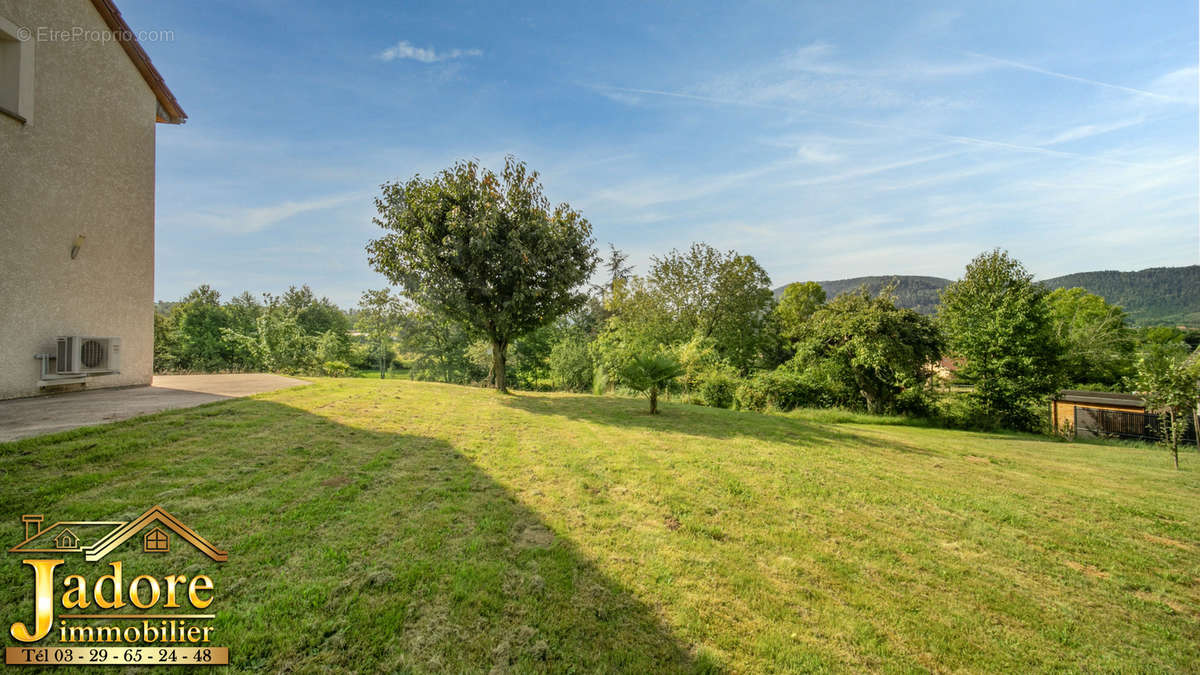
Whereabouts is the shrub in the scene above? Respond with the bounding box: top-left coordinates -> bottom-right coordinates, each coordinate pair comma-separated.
592,365 -> 611,396
347,343 -> 373,370
322,360 -> 351,377
933,394 -> 1000,431
735,370 -> 821,412
894,385 -> 937,418
696,368 -> 739,409
674,336 -> 724,390
549,335 -> 595,392
316,329 -> 351,364
734,380 -> 770,412
786,357 -> 858,408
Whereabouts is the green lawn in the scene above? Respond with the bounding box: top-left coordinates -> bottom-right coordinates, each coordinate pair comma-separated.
2,378 -> 1198,672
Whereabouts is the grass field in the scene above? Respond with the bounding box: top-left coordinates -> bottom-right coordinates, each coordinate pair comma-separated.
2,378 -> 1198,672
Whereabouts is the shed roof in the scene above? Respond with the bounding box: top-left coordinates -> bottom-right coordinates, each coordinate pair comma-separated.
1054,390 -> 1145,408
89,0 -> 186,124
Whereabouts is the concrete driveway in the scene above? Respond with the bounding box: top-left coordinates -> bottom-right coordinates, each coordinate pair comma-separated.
0,374 -> 309,442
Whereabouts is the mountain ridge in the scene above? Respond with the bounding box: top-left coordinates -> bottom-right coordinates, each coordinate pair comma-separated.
774,265 -> 1200,326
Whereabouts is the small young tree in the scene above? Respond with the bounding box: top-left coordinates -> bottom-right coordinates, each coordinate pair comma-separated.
1135,343 -> 1200,469
356,288 -> 404,379
620,353 -> 684,414
368,157 -> 597,393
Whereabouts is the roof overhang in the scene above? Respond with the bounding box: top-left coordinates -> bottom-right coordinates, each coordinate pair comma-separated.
89,0 -> 186,124
1054,390 -> 1145,408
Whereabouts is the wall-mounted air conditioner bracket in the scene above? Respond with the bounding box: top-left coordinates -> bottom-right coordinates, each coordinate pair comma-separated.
35,353 -> 89,388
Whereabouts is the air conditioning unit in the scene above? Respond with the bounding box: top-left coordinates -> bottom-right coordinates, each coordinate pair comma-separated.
56,336 -> 121,375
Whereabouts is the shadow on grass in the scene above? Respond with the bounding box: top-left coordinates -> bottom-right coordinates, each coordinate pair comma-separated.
500,391 -> 903,452
0,400 -> 713,673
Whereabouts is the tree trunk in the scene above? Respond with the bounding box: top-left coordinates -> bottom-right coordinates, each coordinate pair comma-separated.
649,387 -> 658,414
861,390 -> 877,415
1193,404 -> 1199,452
1170,409 -> 1179,470
492,338 -> 508,394
379,338 -> 385,379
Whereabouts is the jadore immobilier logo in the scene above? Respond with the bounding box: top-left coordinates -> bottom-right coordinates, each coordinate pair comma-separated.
5,505 -> 228,666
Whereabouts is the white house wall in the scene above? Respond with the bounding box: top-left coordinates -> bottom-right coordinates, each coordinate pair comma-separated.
0,0 -> 158,399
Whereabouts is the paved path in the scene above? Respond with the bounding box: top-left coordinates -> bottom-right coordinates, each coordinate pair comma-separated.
0,374 -> 309,442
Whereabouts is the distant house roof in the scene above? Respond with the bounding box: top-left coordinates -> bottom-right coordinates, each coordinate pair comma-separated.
1055,390 -> 1145,408
89,0 -> 187,124
937,357 -> 963,371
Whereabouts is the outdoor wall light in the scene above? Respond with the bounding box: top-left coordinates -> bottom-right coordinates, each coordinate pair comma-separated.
70,234 -> 84,259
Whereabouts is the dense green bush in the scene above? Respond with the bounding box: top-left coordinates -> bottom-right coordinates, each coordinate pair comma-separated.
696,368 -> 739,409
157,285 -> 352,375
934,395 -> 1001,431
316,329 -> 351,364
591,365 -> 611,396
548,335 -> 595,392
785,358 -> 857,409
894,385 -> 937,418
734,370 -> 821,412
674,336 -> 724,392
733,380 -> 768,412
322,360 -> 351,377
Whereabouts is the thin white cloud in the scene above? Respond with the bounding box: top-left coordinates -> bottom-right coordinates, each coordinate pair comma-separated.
1148,66 -> 1199,103
781,42 -> 843,75
377,40 -> 482,63
590,84 -> 1152,167
780,41 -> 992,80
795,144 -> 842,163
964,51 -> 1191,103
788,150 -> 965,187
596,89 -> 642,106
1038,118 -> 1147,146
177,192 -> 367,233
580,158 -> 799,211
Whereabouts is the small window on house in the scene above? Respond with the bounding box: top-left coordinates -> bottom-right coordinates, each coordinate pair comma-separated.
0,15 -> 33,123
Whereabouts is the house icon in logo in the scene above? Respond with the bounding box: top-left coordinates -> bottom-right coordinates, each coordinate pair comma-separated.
53,528 -> 79,550
9,505 -> 227,562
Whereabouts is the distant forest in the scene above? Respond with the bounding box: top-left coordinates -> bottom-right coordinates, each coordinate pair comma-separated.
775,265 -> 1200,327
1042,266 -> 1200,326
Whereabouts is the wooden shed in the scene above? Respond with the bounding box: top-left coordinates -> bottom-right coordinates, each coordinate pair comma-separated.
1051,390 -> 1146,438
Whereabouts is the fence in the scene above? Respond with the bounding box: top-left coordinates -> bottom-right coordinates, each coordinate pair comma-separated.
1074,406 -> 1198,445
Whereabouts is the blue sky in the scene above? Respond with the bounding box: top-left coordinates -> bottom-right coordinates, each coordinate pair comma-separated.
122,0 -> 1199,307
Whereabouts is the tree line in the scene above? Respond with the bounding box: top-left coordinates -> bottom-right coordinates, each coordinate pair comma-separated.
155,157 -> 1200,456
154,285 -> 357,376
